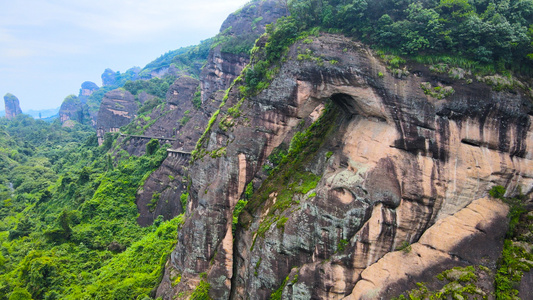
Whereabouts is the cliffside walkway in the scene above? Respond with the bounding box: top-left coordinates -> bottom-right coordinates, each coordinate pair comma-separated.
119,133 -> 192,159
166,149 -> 192,162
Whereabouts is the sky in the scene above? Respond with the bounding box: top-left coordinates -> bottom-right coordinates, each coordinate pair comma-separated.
0,0 -> 250,111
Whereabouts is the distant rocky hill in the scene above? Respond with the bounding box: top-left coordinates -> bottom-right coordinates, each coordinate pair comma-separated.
3,93 -> 22,119
57,67 -> 141,127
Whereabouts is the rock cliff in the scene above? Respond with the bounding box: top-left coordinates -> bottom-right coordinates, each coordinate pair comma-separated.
58,82 -> 100,126
58,95 -> 90,126
96,89 -> 138,145
4,93 -> 22,120
157,33 -> 533,299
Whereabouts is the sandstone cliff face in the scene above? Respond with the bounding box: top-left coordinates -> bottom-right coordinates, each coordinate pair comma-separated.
4,93 -> 22,120
96,89 -> 138,145
159,33 -> 533,299
133,76 -> 202,226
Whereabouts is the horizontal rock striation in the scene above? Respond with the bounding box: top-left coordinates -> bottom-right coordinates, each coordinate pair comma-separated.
96,89 -> 138,145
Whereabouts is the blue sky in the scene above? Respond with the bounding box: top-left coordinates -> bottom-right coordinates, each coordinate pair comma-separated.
0,0 -> 250,111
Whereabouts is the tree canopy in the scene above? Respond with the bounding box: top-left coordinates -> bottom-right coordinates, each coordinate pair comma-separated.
287,0 -> 533,71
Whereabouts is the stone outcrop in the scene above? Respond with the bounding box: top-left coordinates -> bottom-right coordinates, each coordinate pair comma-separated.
101,68 -> 118,86
348,197 -> 508,299
219,0 -> 287,37
58,95 -> 89,126
158,33 -> 533,299
134,48 -> 251,227
101,67 -> 140,86
96,89 -> 138,145
79,81 -> 99,102
4,93 -> 22,119
58,82 -> 100,127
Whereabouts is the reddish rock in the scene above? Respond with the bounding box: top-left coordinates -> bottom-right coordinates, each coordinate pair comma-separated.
136,0 -> 287,230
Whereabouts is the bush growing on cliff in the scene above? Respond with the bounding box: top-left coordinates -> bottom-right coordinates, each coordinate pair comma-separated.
146,139 -> 160,155
489,185 -> 506,199
124,75 -> 176,99
242,16 -> 300,96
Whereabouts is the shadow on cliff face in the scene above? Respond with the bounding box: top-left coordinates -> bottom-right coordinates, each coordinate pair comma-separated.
331,93 -> 359,117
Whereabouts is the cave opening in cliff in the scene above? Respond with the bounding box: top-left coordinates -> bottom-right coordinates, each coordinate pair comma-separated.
330,93 -> 359,117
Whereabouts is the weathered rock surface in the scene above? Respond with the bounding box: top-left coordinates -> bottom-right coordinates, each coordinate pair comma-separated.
348,197 -> 508,299
96,89 -> 138,145
134,48 -> 250,227
133,76 -> 202,226
4,93 -> 22,119
159,33 -> 533,299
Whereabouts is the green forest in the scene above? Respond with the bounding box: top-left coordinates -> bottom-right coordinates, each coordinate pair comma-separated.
0,115 -> 182,299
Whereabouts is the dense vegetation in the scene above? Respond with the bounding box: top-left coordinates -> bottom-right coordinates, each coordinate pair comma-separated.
287,0 -> 533,73
139,39 -> 214,79
0,115 -> 181,299
120,75 -> 177,136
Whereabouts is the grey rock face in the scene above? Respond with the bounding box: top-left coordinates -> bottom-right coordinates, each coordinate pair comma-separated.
96,89 -> 137,145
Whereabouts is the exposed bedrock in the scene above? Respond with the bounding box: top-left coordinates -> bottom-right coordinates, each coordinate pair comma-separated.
96,89 -> 138,145
161,33 -> 533,299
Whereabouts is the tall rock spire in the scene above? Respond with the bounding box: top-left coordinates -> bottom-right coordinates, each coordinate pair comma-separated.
4,93 -> 22,119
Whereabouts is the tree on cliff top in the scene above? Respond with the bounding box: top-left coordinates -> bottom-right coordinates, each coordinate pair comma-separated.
287,0 -> 533,73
